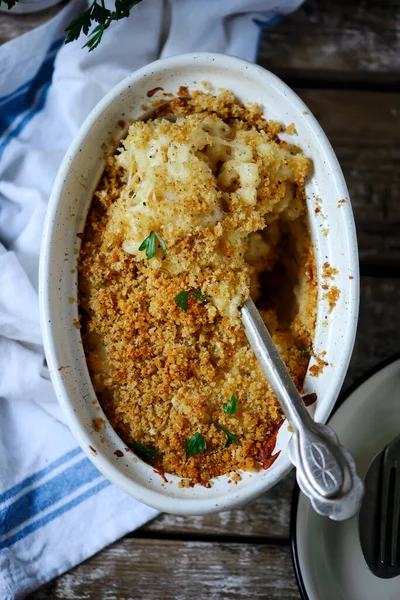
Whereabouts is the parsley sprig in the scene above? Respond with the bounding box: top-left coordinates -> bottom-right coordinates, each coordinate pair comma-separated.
185,432 -> 207,457
64,0 -> 144,51
223,394 -> 237,415
1,0 -> 143,50
210,418 -> 239,448
139,231 -> 167,260
128,442 -> 157,462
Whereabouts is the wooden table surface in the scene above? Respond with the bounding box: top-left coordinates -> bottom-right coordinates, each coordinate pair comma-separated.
2,1 -> 400,598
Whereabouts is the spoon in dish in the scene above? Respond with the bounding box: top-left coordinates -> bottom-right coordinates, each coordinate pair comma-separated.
241,297 -> 364,521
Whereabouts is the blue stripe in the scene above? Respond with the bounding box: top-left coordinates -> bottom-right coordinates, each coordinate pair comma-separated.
253,15 -> 284,62
0,447 -> 82,505
0,38 -> 63,132
0,74 -> 47,123
0,457 -> 102,536
0,82 -> 30,106
0,480 -> 110,550
0,82 -> 51,161
0,36 -> 64,158
0,37 -> 63,106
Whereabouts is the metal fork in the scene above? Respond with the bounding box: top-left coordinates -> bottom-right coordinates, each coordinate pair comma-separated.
359,434 -> 400,578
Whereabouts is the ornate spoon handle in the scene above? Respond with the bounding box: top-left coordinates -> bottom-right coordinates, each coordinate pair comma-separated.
241,298 -> 364,520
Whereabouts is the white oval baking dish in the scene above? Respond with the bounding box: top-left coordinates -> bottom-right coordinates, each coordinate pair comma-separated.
39,53 -> 359,516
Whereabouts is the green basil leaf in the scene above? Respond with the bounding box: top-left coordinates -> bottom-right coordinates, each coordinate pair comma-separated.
174,290 -> 189,312
185,432 -> 207,457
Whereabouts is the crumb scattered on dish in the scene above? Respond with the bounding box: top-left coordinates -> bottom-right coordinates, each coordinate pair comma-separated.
285,123 -> 297,135
309,355 -> 329,378
322,262 -> 338,280
323,285 -> 341,313
321,262 -> 340,314
92,418 -> 106,432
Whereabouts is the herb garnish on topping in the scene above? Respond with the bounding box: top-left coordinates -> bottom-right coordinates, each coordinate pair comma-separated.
128,442 -> 157,461
210,419 -> 239,448
193,287 -> 210,303
223,394 -> 237,414
174,290 -> 189,312
138,231 -> 167,260
185,432 -> 207,457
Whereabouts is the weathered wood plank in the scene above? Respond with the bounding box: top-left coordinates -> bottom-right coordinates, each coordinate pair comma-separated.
345,276 -> 400,385
28,538 -> 300,600
2,0 -> 400,87
142,473 -> 295,539
296,88 -> 400,264
258,0 -> 400,85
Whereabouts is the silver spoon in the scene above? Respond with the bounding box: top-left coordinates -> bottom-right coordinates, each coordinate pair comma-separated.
242,298 -> 364,521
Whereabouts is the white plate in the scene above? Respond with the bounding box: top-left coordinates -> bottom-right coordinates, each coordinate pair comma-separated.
291,355 -> 400,600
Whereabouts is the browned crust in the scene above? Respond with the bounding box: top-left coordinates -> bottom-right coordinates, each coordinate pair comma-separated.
78,90 -> 317,484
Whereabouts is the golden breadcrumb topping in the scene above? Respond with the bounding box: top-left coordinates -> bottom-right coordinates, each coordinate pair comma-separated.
78,89 -> 317,485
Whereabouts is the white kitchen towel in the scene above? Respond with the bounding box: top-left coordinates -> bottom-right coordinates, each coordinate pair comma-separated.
0,0 -> 303,597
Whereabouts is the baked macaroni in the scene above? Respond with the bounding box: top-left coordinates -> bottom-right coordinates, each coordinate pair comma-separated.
78,88 -> 317,485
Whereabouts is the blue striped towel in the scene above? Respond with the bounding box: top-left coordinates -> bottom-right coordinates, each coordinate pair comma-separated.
0,0 -> 302,597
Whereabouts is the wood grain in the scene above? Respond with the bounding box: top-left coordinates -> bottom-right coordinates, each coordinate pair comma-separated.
296,89 -> 400,265
28,538 -> 300,600
2,0 -> 400,88
346,276 -> 400,384
142,473 -> 295,540
258,0 -> 400,86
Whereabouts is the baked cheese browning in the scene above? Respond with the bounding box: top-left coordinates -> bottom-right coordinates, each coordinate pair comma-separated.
78,89 -> 317,485
108,91 -> 309,319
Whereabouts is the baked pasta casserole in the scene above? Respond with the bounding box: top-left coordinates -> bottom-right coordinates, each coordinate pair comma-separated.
78,88 -> 317,486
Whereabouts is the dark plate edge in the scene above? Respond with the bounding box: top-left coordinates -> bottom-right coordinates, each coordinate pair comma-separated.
290,352 -> 400,600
